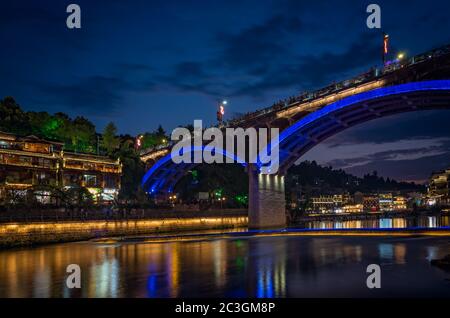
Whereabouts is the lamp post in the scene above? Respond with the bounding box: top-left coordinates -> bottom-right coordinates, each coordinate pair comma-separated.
135,135 -> 143,150
217,100 -> 227,124
382,32 -> 389,65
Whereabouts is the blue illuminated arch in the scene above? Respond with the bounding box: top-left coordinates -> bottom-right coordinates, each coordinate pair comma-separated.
258,80 -> 450,173
142,145 -> 246,194
143,80 -> 450,194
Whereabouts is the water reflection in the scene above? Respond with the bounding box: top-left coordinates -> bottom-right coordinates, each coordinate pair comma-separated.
303,215 -> 450,230
379,243 -> 394,260
0,234 -> 449,298
251,239 -> 286,298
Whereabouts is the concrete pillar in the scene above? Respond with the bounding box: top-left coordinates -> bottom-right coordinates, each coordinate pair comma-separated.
248,164 -> 286,229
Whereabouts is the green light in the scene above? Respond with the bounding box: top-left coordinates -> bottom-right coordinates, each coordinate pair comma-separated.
214,188 -> 223,198
42,118 -> 60,138
234,194 -> 248,205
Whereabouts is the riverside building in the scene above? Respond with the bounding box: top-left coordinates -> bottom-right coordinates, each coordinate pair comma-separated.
0,131 -> 121,203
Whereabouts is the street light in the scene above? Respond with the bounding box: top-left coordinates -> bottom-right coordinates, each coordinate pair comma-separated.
382,33 -> 389,65
217,100 -> 227,123
397,52 -> 405,60
136,135 -> 144,149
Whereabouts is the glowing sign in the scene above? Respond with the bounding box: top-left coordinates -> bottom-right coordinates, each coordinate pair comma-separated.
383,34 -> 389,55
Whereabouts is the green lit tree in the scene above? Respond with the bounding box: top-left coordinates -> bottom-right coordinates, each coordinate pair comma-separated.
71,116 -> 96,153
139,125 -> 168,150
102,122 -> 120,156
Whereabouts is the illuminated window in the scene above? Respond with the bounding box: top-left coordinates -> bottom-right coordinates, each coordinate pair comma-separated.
83,175 -> 97,187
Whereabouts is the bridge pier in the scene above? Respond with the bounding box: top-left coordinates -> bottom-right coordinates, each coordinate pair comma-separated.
248,165 -> 287,229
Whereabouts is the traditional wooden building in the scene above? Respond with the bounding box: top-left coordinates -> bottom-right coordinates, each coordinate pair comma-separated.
0,131 -> 121,203
428,169 -> 450,205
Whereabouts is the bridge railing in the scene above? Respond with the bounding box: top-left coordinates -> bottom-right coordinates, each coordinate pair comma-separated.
227,44 -> 450,126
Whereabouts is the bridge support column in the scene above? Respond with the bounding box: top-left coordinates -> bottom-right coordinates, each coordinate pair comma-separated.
248,165 -> 286,229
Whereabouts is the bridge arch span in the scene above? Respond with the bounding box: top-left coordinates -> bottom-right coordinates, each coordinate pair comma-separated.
142,80 -> 450,229
261,80 -> 450,174
141,145 -> 246,195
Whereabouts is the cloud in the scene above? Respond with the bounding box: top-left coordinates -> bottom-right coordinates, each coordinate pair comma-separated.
159,16 -> 379,99
326,111 -> 450,146
157,63 -> 227,96
304,137 -> 450,166
38,76 -> 129,114
301,137 -> 450,182
233,33 -> 380,96
155,15 -> 303,97
344,152 -> 450,184
117,63 -> 155,73
327,145 -> 450,170
216,15 -> 303,73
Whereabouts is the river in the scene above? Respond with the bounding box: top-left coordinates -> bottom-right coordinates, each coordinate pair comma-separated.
0,232 -> 449,297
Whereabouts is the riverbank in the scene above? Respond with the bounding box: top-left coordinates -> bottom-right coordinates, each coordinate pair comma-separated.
0,210 -> 248,248
3,209 -> 450,249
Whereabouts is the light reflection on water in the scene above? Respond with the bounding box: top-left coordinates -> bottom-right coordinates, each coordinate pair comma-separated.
0,234 -> 449,298
302,216 -> 450,230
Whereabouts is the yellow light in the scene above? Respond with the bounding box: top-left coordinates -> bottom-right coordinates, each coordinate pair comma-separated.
398,53 -> 405,60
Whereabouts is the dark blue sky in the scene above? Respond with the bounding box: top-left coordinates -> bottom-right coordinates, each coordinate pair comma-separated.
1,0 -> 450,182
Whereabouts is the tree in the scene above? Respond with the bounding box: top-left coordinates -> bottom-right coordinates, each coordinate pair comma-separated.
28,111 -> 60,139
101,122 -> 120,156
0,97 -> 31,135
141,132 -> 158,149
175,163 -> 248,205
116,140 -> 146,202
139,125 -> 168,150
155,125 -> 168,144
155,125 -> 166,138
71,116 -> 96,153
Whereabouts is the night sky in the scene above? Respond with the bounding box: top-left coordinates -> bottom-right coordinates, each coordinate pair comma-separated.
1,0 -> 450,183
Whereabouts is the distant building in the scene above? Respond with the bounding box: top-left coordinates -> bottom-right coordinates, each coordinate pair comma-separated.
379,193 -> 394,211
428,169 -> 450,206
343,204 -> 363,213
407,192 -> 425,208
363,195 -> 379,212
0,131 -> 122,203
393,196 -> 407,211
311,195 -> 345,213
354,191 -> 364,204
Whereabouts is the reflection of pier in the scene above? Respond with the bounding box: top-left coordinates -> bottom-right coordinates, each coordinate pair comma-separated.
247,238 -> 287,298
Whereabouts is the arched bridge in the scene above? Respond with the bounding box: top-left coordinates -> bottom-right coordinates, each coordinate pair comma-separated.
141,44 -> 450,229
